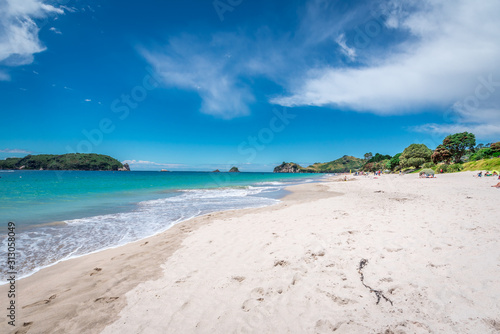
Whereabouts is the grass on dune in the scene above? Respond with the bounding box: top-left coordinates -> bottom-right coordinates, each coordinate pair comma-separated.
462,157 -> 500,171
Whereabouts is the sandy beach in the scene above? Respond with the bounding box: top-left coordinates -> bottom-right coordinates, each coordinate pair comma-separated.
2,172 -> 500,333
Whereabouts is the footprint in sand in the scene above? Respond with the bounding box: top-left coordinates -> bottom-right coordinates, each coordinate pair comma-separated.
12,321 -> 34,334
241,298 -> 260,312
232,276 -> 246,282
23,294 -> 56,309
385,248 -> 403,253
484,318 -> 500,330
241,288 -> 266,312
94,296 -> 119,303
319,289 -> 354,306
315,319 -> 344,332
274,260 -> 289,267
90,267 -> 102,276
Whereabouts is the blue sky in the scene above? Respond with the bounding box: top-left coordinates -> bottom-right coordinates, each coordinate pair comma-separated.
1,0 -> 499,171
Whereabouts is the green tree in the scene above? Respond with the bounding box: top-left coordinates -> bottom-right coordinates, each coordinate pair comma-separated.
431,145 -> 452,164
367,153 -> 392,163
491,142 -> 500,153
469,147 -> 494,161
399,144 -> 433,169
364,152 -> 373,161
441,132 -> 476,163
386,153 -> 402,170
363,162 -> 375,172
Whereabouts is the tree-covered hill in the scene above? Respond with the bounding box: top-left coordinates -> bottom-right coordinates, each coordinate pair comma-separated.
304,155 -> 365,173
0,153 -> 129,171
274,156 -> 364,173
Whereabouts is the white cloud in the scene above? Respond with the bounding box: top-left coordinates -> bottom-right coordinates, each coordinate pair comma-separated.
413,123 -> 500,140
272,0 -> 500,137
60,6 -> 77,13
0,70 -> 9,80
412,105 -> 500,140
140,0 -> 500,137
84,98 -> 91,102
0,0 -> 64,78
49,26 -> 61,34
0,148 -> 32,154
335,33 -> 356,61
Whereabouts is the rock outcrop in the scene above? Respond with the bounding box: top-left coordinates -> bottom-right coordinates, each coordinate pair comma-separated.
118,163 -> 131,171
273,162 -> 304,173
228,167 -> 240,172
212,169 -> 220,172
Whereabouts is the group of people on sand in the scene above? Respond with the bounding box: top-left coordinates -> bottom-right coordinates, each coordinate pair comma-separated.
477,171 -> 498,177
353,171 -> 381,177
476,170 -> 500,187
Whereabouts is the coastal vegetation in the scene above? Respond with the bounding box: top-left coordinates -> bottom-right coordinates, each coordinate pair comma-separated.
0,153 -> 129,171
304,156 -> 364,173
399,144 -> 433,169
274,156 -> 364,173
274,131 -> 499,174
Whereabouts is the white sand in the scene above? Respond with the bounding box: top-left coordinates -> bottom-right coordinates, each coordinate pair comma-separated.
2,172 -> 499,333
101,172 -> 500,333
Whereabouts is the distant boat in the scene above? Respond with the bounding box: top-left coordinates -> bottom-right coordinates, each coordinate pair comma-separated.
160,169 -> 169,172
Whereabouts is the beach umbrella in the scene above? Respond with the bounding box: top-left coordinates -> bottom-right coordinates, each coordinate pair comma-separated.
419,169 -> 435,175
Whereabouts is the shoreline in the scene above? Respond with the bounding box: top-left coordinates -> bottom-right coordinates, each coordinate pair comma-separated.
0,181 -> 336,334
2,172 -> 499,333
1,176 -> 324,285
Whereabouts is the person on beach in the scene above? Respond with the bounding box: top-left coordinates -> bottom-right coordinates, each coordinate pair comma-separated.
492,182 -> 500,188
477,171 -> 483,178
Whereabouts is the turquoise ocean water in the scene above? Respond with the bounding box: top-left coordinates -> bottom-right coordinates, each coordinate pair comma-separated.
0,170 -> 323,282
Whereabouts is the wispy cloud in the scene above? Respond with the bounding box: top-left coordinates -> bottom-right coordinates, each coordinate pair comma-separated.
412,106 -> 500,140
60,5 -> 77,13
84,98 -> 91,102
0,0 -> 64,79
49,26 -> 62,34
141,36 -> 255,119
335,33 -> 356,61
122,160 -> 186,169
0,71 -> 10,80
0,148 -> 33,154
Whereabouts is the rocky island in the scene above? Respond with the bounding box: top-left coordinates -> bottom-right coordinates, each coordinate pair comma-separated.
0,153 -> 130,171
228,167 -> 240,172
